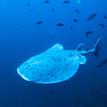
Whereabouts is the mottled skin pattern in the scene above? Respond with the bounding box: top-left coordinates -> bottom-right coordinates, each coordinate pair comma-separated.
17,37 -> 102,84
17,44 -> 84,84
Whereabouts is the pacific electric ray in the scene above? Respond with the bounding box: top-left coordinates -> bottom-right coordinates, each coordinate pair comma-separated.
17,37 -> 102,84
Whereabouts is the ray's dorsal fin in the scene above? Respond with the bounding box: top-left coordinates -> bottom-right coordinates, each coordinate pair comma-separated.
76,43 -> 84,51
46,43 -> 64,53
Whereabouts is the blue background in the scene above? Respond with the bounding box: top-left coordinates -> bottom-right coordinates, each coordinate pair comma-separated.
0,0 -> 107,106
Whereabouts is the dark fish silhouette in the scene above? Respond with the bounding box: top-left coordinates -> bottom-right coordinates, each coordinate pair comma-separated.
27,2 -> 30,7
44,0 -> 50,4
56,23 -> 64,27
75,9 -> 80,13
85,31 -> 92,37
97,58 -> 107,67
87,13 -> 97,21
63,0 -> 70,4
73,19 -> 78,22
27,0 -> 31,7
99,24 -> 105,28
51,8 -> 55,12
104,15 -> 107,20
70,25 -> 73,30
36,21 -> 43,24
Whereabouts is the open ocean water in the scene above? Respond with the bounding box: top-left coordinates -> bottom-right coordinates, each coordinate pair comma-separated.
0,0 -> 107,107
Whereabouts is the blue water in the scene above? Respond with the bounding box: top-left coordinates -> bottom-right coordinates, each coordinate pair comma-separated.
0,0 -> 107,107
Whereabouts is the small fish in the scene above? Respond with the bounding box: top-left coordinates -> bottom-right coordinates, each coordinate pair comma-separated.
56,23 -> 64,27
51,8 -> 55,12
87,13 -> 97,21
104,15 -> 107,20
44,0 -> 50,4
99,24 -> 105,28
36,21 -> 43,24
85,31 -> 92,37
73,19 -> 78,22
97,58 -> 107,67
63,0 -> 70,4
27,0 -> 31,7
75,9 -> 80,13
70,25 -> 73,30
27,2 -> 30,7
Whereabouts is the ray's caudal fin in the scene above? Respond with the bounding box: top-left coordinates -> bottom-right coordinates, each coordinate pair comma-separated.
81,37 -> 103,56
92,37 -> 103,57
